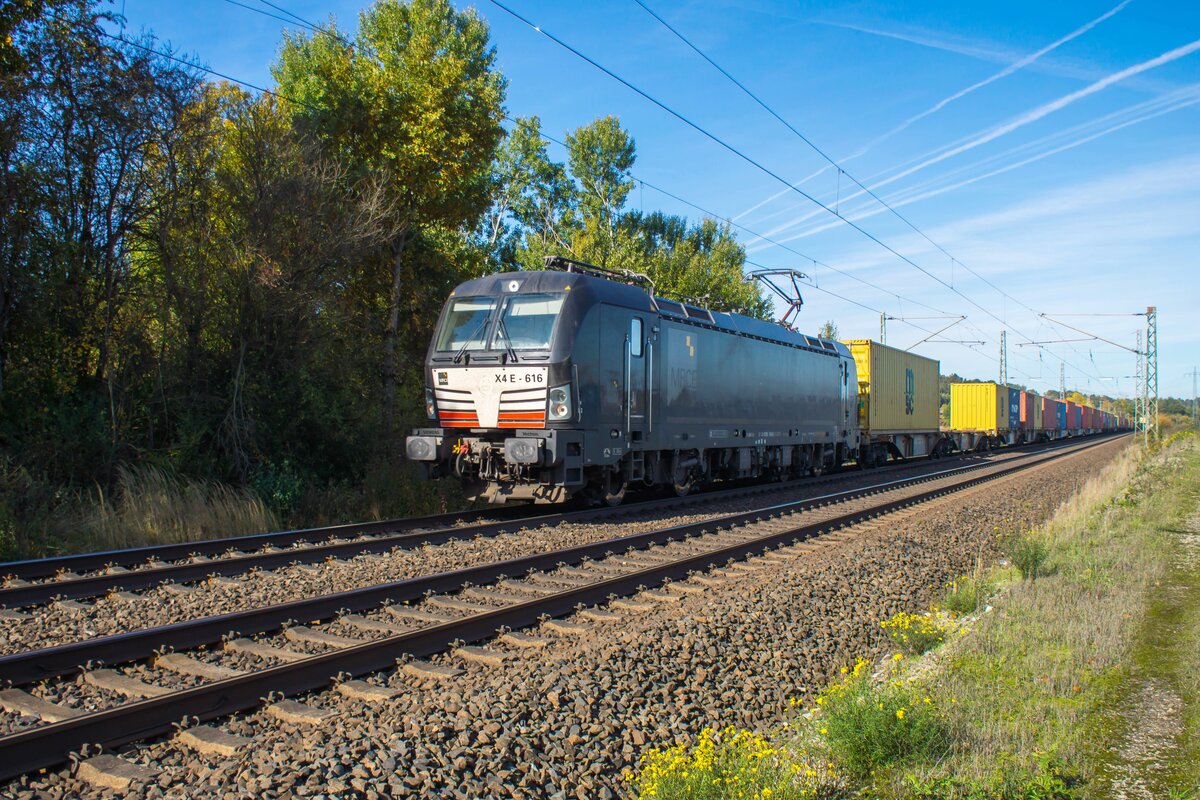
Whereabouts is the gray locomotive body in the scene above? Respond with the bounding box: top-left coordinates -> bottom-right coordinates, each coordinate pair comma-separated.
406,266 -> 859,503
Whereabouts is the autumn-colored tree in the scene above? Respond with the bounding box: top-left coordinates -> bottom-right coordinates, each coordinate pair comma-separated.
274,0 -> 506,444
818,320 -> 839,340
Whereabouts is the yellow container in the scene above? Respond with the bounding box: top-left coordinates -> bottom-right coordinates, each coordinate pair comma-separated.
1032,394 -> 1043,430
950,382 -> 1010,433
841,340 -> 940,434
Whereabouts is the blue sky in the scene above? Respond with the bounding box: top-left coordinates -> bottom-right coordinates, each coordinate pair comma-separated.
120,0 -> 1199,402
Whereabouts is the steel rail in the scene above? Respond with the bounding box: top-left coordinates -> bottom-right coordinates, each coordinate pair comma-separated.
0,434 -> 1124,783
0,504 -> 537,582
0,471 -> 837,606
0,436 -> 1104,607
0,436 -> 1115,690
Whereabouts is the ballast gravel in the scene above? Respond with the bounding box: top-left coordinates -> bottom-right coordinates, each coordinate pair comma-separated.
3,438 -> 1128,799
0,450 -> 1020,656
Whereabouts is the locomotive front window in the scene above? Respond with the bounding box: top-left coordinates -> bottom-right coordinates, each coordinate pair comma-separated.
435,297 -> 496,352
492,293 -> 564,350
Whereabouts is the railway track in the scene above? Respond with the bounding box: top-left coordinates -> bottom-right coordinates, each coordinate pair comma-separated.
0,436 -> 1097,609
0,434 -> 1123,784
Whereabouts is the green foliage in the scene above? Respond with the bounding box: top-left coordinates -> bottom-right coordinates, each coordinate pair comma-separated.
814,658 -> 949,779
903,754 -> 1077,799
250,460 -> 305,518
943,561 -> 993,615
1004,533 -> 1051,581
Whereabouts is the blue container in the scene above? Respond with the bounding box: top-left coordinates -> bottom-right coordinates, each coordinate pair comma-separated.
1007,388 -> 1021,430
1056,402 -> 1067,429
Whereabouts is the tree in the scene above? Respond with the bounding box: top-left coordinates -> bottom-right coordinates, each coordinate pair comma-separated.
818,320 -> 839,340
274,0 -> 506,446
480,116 -> 574,271
137,86 -> 397,480
490,116 -> 770,317
566,115 -> 634,251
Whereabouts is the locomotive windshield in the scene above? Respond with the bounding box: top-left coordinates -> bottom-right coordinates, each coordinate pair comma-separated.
434,292 -> 566,353
491,293 -> 564,350
435,297 -> 495,352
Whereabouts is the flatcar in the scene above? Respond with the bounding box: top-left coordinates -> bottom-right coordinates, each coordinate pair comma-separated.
406,257 -> 858,504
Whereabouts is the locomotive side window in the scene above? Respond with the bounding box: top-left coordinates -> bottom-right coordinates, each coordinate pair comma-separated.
492,293 -> 565,350
435,297 -> 495,352
630,318 -> 643,357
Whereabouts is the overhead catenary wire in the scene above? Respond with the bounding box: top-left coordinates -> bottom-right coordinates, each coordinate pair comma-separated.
213,0 -> 968,329
179,0 -> 1071,387
486,0 -> 1105,384
629,0 -> 1112,384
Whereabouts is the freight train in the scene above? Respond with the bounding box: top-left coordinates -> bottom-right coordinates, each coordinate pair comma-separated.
406,258 -> 1125,504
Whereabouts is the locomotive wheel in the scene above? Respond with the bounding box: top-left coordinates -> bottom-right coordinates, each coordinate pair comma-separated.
601,471 -> 626,506
672,478 -> 693,497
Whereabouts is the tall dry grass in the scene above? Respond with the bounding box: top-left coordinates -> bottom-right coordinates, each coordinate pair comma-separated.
55,466 -> 278,554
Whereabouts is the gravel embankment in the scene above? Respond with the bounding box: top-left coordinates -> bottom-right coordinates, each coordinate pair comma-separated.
4,436 -> 1129,799
0,451 -> 1020,655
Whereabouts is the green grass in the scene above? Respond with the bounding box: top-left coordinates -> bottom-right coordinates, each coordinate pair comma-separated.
816,659 -> 948,780
902,434 -> 1200,798
630,433 -> 1200,800
942,559 -> 994,616
1002,532 -> 1051,581
1091,437 -> 1200,796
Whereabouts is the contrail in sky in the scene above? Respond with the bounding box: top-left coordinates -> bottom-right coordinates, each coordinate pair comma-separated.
846,0 -> 1132,160
863,35 -> 1200,192
744,84 -> 1200,251
733,1 -> 1130,224
746,34 -> 1200,244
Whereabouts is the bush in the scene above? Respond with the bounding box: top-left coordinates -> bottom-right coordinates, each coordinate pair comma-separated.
250,459 -> 306,517
1004,533 -> 1050,581
881,611 -> 953,655
943,561 -> 992,615
815,659 -> 949,779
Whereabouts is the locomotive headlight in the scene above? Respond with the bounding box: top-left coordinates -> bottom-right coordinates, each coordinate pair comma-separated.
425,387 -> 436,419
504,437 -> 541,464
405,435 -> 437,461
548,384 -> 572,421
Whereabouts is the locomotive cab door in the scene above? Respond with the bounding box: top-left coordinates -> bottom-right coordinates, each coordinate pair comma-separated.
598,306 -> 649,450
626,317 -> 647,443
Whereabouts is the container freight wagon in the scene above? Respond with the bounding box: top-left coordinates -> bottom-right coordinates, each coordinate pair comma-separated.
1040,396 -> 1058,436
841,339 -> 944,464
1053,399 -> 1067,433
1065,401 -> 1080,433
1007,388 -> 1021,438
1018,391 -> 1038,433
949,382 -> 1015,449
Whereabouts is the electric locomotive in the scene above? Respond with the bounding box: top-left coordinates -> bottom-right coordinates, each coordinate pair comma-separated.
406,257 -> 859,504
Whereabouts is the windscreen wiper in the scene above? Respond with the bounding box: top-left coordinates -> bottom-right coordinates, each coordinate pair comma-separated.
496,315 -> 519,364
453,316 -> 491,364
